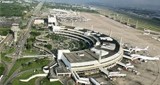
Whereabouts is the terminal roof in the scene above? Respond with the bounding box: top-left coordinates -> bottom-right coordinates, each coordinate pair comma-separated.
64,50 -> 99,63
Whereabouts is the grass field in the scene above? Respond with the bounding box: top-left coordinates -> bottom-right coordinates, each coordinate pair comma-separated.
117,12 -> 160,31
12,69 -> 43,85
0,52 -> 12,63
8,58 -> 50,77
41,78 -> 62,85
99,9 -> 160,32
23,49 -> 39,55
12,74 -> 62,85
11,68 -> 62,85
20,58 -> 50,71
12,78 -> 37,85
8,58 -> 33,77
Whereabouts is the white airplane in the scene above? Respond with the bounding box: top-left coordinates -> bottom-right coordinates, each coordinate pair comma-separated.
124,46 -> 149,53
108,72 -> 126,77
117,62 -> 134,69
131,54 -> 159,62
131,46 -> 149,52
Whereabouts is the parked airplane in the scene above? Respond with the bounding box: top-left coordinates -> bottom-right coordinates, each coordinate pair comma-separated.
132,46 -> 149,52
123,46 -> 149,53
117,62 -> 134,69
131,54 -> 159,62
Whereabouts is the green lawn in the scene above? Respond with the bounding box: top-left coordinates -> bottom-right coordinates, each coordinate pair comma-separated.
12,75 -> 62,85
12,70 -> 62,85
5,47 -> 15,54
5,58 -> 50,84
12,70 -> 43,85
0,28 -> 10,36
20,58 -> 50,71
0,46 -> 15,63
41,78 -> 62,85
12,77 -> 37,85
8,58 -> 33,77
8,58 -> 50,77
0,52 -> 12,63
118,12 -> 160,31
23,49 -> 39,55
99,9 -> 160,32
0,37 -> 15,63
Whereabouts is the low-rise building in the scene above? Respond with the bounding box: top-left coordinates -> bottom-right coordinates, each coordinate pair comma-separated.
34,19 -> 44,25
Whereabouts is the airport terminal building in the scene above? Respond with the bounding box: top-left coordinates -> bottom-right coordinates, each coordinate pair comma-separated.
48,26 -> 123,84
46,15 -> 124,84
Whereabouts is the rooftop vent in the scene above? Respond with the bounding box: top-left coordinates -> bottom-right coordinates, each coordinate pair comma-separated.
77,53 -> 85,57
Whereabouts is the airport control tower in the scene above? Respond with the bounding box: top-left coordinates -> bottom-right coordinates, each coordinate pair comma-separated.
11,23 -> 20,42
48,15 -> 59,32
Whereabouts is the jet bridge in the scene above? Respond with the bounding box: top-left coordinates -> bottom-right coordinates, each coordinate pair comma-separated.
117,62 -> 134,69
71,71 -> 90,84
99,67 -> 126,78
90,78 -> 101,85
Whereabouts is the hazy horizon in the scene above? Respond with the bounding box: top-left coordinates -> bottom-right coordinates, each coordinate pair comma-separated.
39,0 -> 160,10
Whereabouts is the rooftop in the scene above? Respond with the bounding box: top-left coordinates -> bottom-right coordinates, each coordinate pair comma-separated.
11,23 -> 20,31
64,50 -> 98,63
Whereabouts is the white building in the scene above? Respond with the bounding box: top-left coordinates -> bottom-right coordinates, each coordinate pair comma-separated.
48,15 -> 58,27
34,19 -> 44,25
1,1 -> 13,4
48,27 -> 123,84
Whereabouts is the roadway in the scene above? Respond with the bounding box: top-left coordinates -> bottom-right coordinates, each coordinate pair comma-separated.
15,2 -> 44,57
2,2 -> 44,85
0,34 -> 13,52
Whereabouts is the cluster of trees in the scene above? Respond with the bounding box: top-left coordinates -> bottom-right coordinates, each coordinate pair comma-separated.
21,58 -> 44,67
30,31 -> 41,36
0,3 -> 30,17
120,8 -> 156,16
25,31 -> 41,50
45,3 -> 98,13
49,34 -> 67,41
51,49 -> 57,55
0,66 -> 5,75
44,44 -> 52,50
0,28 -> 10,36
114,9 -> 160,31
79,40 -> 88,50
25,37 -> 35,50
153,17 -> 160,22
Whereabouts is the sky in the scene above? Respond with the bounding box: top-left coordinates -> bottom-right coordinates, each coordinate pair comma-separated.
40,0 -> 160,10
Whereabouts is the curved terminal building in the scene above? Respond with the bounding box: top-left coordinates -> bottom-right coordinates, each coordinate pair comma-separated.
48,15 -> 124,84
57,29 -> 123,71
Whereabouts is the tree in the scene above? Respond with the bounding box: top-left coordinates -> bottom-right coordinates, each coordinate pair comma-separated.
44,44 -> 52,50
25,38 -> 34,50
